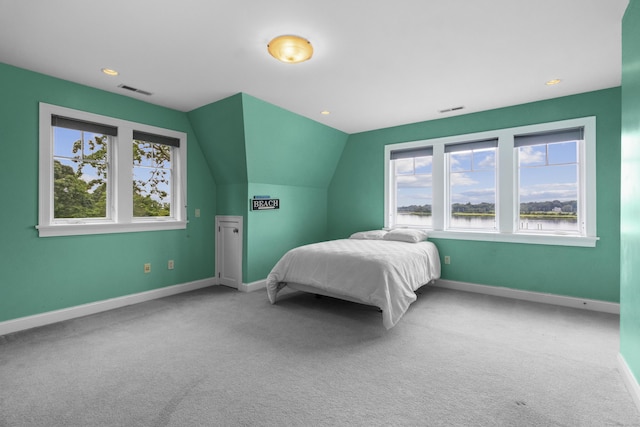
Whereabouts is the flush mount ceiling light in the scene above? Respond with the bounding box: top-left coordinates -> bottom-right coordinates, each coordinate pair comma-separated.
545,78 -> 562,86
267,35 -> 313,63
101,68 -> 119,76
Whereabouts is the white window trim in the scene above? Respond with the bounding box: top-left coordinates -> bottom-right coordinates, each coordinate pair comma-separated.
384,117 -> 598,247
37,103 -> 188,237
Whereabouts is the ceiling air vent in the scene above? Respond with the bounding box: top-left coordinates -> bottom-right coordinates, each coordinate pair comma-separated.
439,106 -> 464,114
118,84 -> 152,96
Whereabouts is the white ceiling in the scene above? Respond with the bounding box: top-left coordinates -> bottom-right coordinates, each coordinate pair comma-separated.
0,0 -> 629,134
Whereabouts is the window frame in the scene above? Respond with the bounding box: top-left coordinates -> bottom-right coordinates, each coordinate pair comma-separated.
515,132 -> 583,235
132,134 -> 178,219
388,147 -> 434,228
384,117 -> 597,247
445,139 -> 499,232
37,103 -> 187,237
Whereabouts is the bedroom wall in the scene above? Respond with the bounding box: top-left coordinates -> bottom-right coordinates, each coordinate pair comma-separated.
247,183 -> 328,281
241,95 -> 348,282
327,88 -> 622,303
187,95 -> 249,280
620,0 -> 640,392
188,94 -> 348,284
187,94 -> 248,217
0,62 -> 217,323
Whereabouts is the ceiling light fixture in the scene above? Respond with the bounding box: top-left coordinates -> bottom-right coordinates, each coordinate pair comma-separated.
101,68 -> 119,76
320,110 -> 331,115
267,35 -> 313,63
545,79 -> 561,86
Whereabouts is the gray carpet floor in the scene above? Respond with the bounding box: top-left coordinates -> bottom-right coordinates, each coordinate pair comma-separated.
0,285 -> 639,426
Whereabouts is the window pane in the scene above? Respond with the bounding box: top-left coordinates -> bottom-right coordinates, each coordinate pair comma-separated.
449,148 -> 496,230
473,149 -> 496,170
134,142 -> 155,167
450,151 -> 471,172
518,141 -> 579,233
53,128 -> 108,219
548,141 -> 577,164
53,127 -> 80,158
83,132 -> 108,157
133,140 -> 172,217
518,145 -> 546,167
394,156 -> 432,227
395,158 -> 416,175
414,156 -> 432,174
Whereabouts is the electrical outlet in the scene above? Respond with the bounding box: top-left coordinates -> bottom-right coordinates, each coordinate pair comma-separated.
168,260 -> 174,270
444,256 -> 451,265
195,208 -> 201,218
144,263 -> 151,273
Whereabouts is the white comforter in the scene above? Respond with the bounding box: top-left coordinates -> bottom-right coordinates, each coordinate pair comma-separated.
266,239 -> 441,329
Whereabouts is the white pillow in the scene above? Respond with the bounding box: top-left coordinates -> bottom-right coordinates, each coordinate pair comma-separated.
383,228 -> 428,243
349,230 -> 388,240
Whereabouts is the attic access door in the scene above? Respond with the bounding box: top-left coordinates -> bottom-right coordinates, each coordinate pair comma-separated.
215,216 -> 243,289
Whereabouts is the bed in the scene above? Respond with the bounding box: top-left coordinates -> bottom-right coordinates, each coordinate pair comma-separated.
266,229 -> 441,329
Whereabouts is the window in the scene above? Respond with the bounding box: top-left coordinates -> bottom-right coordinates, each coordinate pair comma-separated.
132,131 -> 179,218
515,128 -> 583,235
446,139 -> 498,231
51,116 -> 114,220
384,117 -> 597,247
38,103 -> 187,237
390,147 -> 433,228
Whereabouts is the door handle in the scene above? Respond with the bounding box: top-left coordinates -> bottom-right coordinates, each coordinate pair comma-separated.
233,228 -> 239,233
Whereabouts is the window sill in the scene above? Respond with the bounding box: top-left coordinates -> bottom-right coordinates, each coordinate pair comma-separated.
428,230 -> 599,247
36,220 -> 188,237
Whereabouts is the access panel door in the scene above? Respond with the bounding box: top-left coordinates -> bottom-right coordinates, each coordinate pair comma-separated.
215,216 -> 243,289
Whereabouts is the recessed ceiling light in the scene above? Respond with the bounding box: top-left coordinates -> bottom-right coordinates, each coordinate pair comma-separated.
545,79 -> 561,86
101,68 -> 119,76
267,35 -> 313,64
320,110 -> 331,115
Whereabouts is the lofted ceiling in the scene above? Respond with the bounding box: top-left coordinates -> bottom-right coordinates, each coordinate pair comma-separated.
0,0 -> 629,134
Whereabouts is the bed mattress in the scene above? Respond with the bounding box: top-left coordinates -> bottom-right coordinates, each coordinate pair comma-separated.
266,239 -> 441,329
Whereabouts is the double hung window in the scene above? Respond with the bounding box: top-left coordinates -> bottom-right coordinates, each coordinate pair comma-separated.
445,139 -> 498,231
132,131 -> 179,218
389,147 -> 433,228
385,117 -> 596,247
515,128 -> 583,235
51,116 -> 115,220
38,103 -> 187,237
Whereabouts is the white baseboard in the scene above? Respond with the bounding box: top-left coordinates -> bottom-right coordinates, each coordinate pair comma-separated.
0,277 -> 217,337
618,354 -> 640,414
433,279 -> 620,314
239,279 -> 267,293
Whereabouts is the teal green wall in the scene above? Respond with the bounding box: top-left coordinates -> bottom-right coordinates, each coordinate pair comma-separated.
188,97 -> 249,280
188,93 -> 348,283
621,0 -> 640,390
242,95 -> 348,282
242,95 -> 346,187
0,62 -> 217,322
187,94 -> 247,216
247,183 -> 328,281
328,88 -> 622,302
